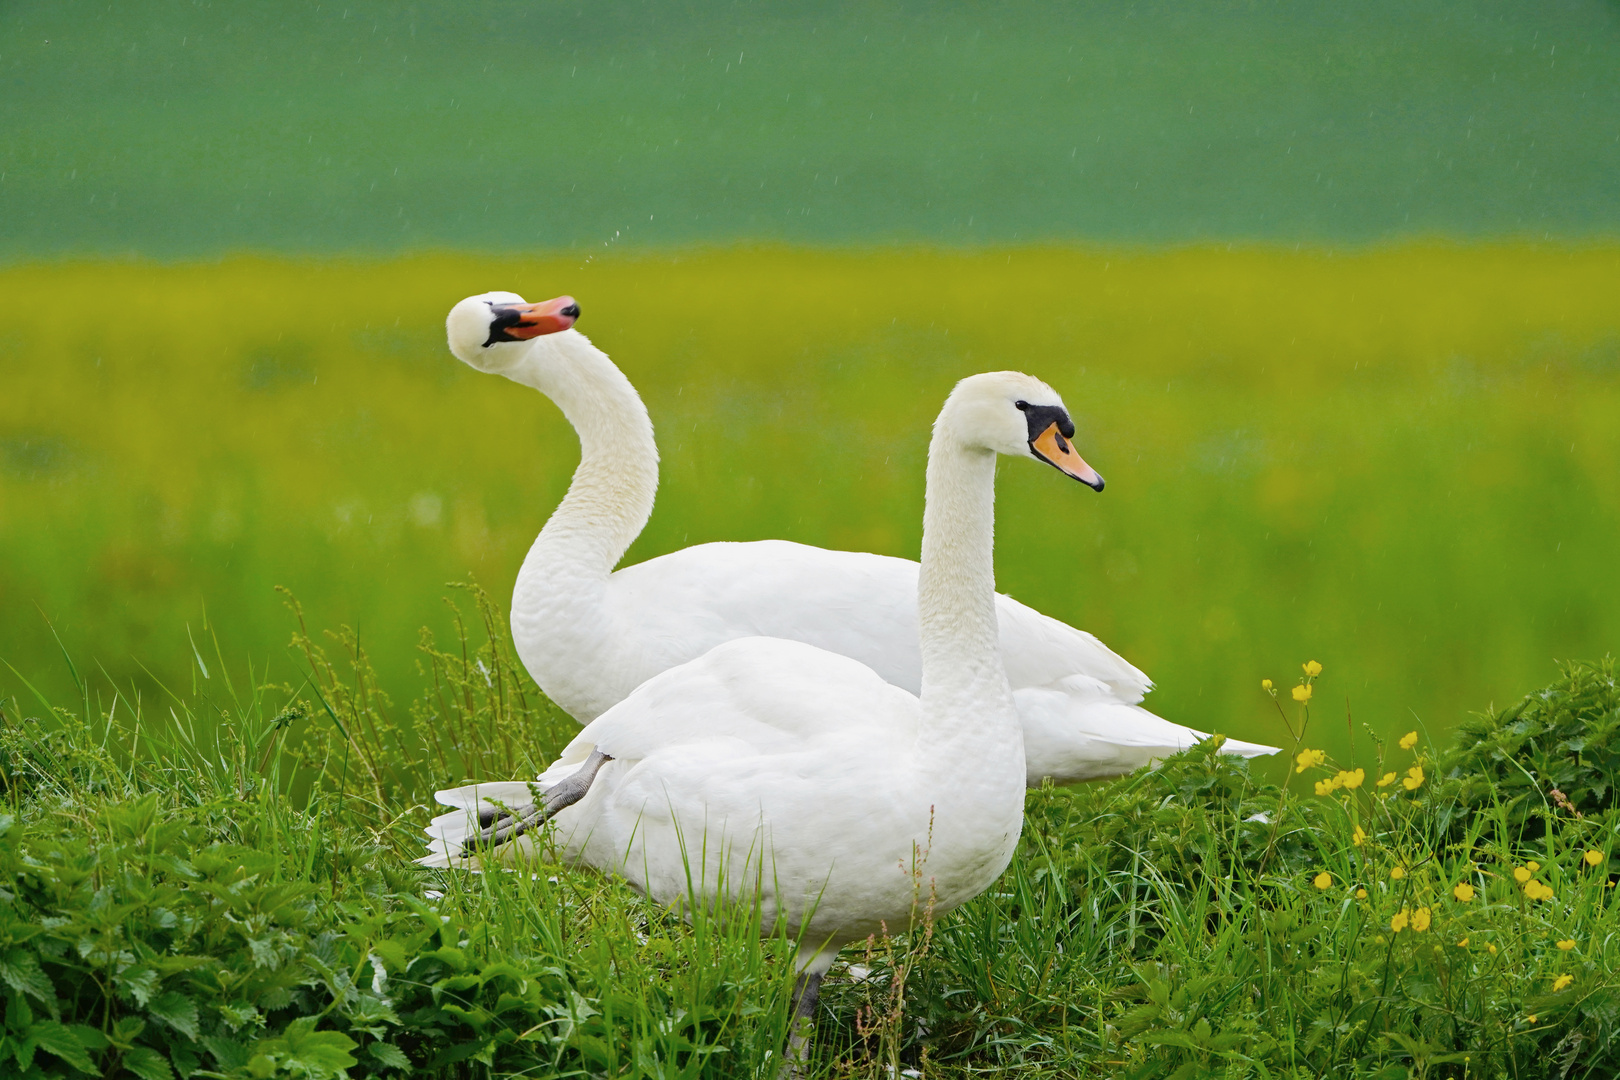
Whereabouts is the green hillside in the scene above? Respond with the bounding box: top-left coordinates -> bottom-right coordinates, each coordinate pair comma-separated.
3,0 -> 1618,256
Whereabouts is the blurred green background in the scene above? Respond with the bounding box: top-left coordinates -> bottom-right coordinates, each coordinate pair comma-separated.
3,1 -> 1620,763
4,0 -> 1619,253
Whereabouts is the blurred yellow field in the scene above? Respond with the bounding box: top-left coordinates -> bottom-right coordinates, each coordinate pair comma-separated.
3,244 -> 1618,761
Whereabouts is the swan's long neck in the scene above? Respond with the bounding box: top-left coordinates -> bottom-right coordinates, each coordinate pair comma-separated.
503,332 -> 658,579
916,426 -> 1020,760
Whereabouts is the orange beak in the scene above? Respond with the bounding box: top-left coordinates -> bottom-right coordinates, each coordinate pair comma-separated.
1030,423 -> 1104,490
486,295 -> 580,344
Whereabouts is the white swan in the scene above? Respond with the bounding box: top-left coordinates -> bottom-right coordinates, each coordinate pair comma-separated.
421,371 -> 1104,1046
445,292 -> 1276,783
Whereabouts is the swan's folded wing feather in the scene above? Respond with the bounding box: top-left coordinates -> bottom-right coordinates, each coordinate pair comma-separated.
993,597 -> 1154,703
609,540 -> 1153,699
563,636 -> 919,767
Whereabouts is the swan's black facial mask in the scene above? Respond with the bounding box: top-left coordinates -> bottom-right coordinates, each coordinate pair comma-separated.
1017,401 -> 1104,490
482,298 -> 581,347
484,304 -> 532,347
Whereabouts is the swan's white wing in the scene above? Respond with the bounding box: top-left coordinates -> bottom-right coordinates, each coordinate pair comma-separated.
608,539 -> 1150,700
599,540 -> 1274,783
422,637 -> 961,946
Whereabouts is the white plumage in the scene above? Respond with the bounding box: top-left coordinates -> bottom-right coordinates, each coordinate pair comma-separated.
423,372 -> 1081,981
443,292 -> 1276,785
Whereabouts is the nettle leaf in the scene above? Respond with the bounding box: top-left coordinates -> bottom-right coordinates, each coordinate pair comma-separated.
117,966 -> 161,1006
7,989 -> 34,1032
218,1002 -> 263,1032
253,1017 -> 359,1078
0,950 -> 54,1006
201,1035 -> 252,1071
28,1019 -> 98,1074
122,1045 -> 175,1080
147,991 -> 200,1040
368,1041 -> 411,1069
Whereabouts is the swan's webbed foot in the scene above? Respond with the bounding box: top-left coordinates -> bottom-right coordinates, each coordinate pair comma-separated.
459,748 -> 612,859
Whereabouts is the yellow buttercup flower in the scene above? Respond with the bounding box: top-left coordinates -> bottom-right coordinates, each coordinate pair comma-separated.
1557,939 -> 1575,951
1352,825 -> 1367,847
1513,866 -> 1533,884
1453,882 -> 1476,902
1295,748 -> 1326,773
1314,778 -> 1335,796
1303,660 -> 1323,677
1411,907 -> 1431,932
1487,943 -> 1498,955
1524,880 -> 1554,902
1527,1014 -> 1537,1024
1586,849 -> 1604,867
1399,730 -> 1418,750
1390,909 -> 1410,933
1356,888 -> 1368,899
1553,975 -> 1574,992
1313,872 -> 1332,890
1336,768 -> 1364,790
1377,771 -> 1398,788
1261,678 -> 1273,691
1527,861 -> 1540,872
1292,683 -> 1313,703
1390,865 -> 1406,881
1456,937 -> 1469,947
1402,765 -> 1425,791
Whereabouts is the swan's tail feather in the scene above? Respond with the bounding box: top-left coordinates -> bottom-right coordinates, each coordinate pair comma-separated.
1016,687 -> 1280,785
418,780 -> 545,870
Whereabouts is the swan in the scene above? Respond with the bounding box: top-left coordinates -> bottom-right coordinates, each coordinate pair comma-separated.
421,371 -> 1106,1054
444,292 -> 1276,783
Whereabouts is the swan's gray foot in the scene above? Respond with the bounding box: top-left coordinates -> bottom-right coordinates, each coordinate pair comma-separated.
459,749 -> 612,858
780,969 -> 823,1077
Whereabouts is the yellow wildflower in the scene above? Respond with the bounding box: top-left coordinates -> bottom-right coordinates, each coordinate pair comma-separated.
1261,678 -> 1273,691
1487,943 -> 1497,955
1527,1014 -> 1537,1024
1399,730 -> 1418,750
1453,882 -> 1476,902
1339,768 -> 1365,790
1412,907 -> 1431,932
1313,872 -> 1332,890
1557,939 -> 1576,951
1402,765 -> 1425,791
1292,683 -> 1313,703
1390,865 -> 1406,880
1352,825 -> 1367,847
1527,861 -> 1540,872
1457,937 -> 1469,947
1377,771 -> 1398,788
1314,779 -> 1334,796
1303,660 -> 1323,677
1553,975 -> 1574,992
1513,866 -> 1533,884
1524,880 -> 1554,902
1586,850 -> 1604,867
1390,909 -> 1410,933
1294,748 -> 1326,773
1356,888 -> 1368,899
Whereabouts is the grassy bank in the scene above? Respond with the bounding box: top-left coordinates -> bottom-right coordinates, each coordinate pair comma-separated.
4,245 -> 1620,761
3,590 -> 1619,1077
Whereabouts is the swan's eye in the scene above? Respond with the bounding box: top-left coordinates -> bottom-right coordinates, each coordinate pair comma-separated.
1014,400 -> 1029,410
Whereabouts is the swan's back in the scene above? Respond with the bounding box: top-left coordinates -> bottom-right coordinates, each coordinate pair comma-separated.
603,538 -> 1151,701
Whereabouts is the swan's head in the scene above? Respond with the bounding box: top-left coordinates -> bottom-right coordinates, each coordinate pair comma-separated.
940,371 -> 1104,490
446,291 -> 581,371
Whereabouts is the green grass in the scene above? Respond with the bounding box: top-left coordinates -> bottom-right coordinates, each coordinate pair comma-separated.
5,590 -> 1620,1078
4,246 -> 1620,763
4,0 -> 1619,256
